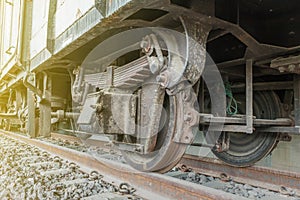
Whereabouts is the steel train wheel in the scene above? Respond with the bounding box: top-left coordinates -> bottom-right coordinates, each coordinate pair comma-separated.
211,91 -> 281,166
122,94 -> 188,172
78,28 -> 201,172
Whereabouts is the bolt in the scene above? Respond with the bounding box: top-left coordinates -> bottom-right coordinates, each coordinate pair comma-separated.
185,136 -> 190,142
149,57 -> 160,74
288,64 -> 296,72
90,104 -> 97,109
140,38 -> 151,53
184,113 -> 192,122
278,66 -> 285,73
28,75 -> 34,82
289,31 -> 296,36
134,147 -> 142,153
140,40 -> 148,49
283,104 -> 289,111
93,103 -> 103,113
156,72 -> 169,87
183,91 -> 190,102
156,74 -> 165,82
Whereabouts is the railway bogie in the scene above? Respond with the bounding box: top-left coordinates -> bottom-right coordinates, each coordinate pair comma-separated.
0,0 -> 300,172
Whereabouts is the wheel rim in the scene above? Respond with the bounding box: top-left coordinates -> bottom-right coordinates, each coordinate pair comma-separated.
122,94 -> 188,172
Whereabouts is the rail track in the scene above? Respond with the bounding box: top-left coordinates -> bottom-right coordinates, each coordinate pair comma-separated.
0,133 -> 138,200
178,155 -> 300,197
0,131 -> 242,200
1,131 -> 300,200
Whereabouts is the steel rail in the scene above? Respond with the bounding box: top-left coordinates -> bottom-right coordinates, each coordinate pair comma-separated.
51,132 -> 300,197
50,132 -> 82,143
50,132 -> 114,149
179,154 -> 300,196
1,131 -> 244,200
50,132 -> 300,197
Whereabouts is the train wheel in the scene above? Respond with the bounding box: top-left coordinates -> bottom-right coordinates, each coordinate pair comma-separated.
78,27 -> 205,172
122,94 -> 188,172
211,91 -> 281,166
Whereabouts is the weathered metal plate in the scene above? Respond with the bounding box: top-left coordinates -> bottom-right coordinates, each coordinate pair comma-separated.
97,91 -> 136,135
54,0 -> 95,37
30,0 -> 50,59
77,94 -> 99,124
0,0 -> 22,71
106,0 -> 132,16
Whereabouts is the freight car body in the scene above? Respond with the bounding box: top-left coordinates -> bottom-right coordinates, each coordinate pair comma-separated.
0,0 -> 300,172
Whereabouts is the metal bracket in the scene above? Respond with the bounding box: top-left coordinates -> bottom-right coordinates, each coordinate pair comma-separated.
271,54 -> 300,74
215,132 -> 230,152
23,72 -> 43,98
173,86 -> 199,144
278,133 -> 292,142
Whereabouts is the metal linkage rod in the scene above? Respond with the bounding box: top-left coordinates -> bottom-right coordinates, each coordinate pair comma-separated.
246,59 -> 253,133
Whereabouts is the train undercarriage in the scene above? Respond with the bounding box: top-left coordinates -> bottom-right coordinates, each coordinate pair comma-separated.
1,0 -> 300,172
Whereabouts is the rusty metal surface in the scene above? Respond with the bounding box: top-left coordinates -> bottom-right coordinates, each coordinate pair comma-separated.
96,90 -> 137,135
50,132 -> 117,153
180,154 -> 300,196
51,132 -> 82,143
2,131 -> 243,200
271,55 -> 300,74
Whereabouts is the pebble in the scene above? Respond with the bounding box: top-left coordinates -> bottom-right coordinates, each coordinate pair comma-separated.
176,168 -> 300,200
0,135 -> 138,199
244,184 -> 252,190
24,135 -> 300,200
199,174 -> 208,184
207,176 -> 215,181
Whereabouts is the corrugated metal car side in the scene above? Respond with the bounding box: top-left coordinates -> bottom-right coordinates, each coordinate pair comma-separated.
30,0 -> 136,71
0,0 -> 24,79
55,0 -> 95,38
30,0 -> 50,59
30,0 -> 99,71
